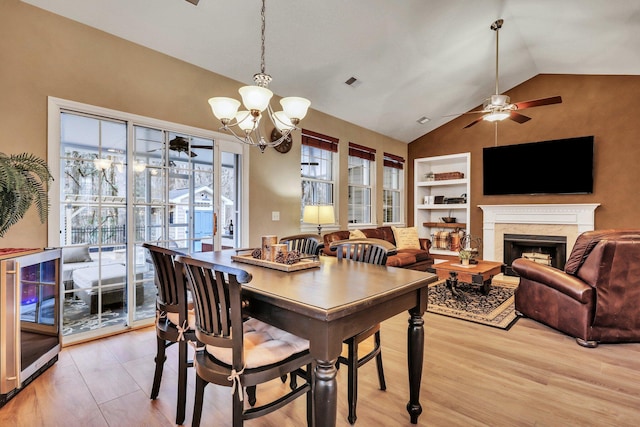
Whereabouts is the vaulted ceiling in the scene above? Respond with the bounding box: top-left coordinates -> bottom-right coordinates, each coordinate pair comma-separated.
22,0 -> 640,143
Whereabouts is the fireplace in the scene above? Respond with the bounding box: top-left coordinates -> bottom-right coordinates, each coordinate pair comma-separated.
479,204 -> 599,264
503,234 -> 567,276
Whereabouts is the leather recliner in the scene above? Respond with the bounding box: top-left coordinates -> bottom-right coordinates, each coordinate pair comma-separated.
512,229 -> 640,347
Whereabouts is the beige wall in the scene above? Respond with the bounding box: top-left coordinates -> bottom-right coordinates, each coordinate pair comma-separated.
0,0 -> 406,248
409,74 -> 640,255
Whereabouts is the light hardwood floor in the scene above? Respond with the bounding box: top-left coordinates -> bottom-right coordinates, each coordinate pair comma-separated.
1,312 -> 639,426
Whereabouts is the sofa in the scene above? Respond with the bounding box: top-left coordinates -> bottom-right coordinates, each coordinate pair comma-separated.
512,229 -> 640,347
62,246 -> 146,313
323,226 -> 433,271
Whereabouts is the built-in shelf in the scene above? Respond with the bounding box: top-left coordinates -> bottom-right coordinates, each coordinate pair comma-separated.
414,153 -> 470,256
423,222 -> 466,229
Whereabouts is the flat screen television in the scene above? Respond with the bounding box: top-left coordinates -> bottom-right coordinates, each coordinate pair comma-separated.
483,136 -> 594,195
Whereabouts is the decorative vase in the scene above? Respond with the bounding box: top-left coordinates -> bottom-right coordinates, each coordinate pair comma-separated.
461,258 -> 469,266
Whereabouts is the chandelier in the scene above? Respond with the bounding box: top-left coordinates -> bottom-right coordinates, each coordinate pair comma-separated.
208,0 -> 311,152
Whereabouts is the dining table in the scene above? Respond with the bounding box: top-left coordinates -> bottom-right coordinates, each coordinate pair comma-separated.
190,250 -> 437,427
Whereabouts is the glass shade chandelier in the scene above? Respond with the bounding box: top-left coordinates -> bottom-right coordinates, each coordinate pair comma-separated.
208,0 -> 310,152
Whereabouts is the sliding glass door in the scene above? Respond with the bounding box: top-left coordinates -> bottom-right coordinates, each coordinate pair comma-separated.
49,98 -> 246,343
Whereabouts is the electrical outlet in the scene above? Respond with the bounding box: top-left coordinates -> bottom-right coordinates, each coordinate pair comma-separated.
272,211 -> 280,221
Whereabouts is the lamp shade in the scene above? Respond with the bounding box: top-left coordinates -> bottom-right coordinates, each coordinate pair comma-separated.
280,96 -> 311,121
273,111 -> 295,132
303,205 -> 335,225
235,111 -> 259,132
239,85 -> 273,112
208,97 -> 241,121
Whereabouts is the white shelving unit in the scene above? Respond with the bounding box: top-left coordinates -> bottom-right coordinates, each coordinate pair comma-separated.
414,153 -> 470,257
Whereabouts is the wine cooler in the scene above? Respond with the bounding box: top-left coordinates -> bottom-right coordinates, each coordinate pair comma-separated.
0,248 -> 61,407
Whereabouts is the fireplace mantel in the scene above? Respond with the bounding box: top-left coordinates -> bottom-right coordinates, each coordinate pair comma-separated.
479,204 -> 600,262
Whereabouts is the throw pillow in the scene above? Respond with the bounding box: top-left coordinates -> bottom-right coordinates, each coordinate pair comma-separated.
62,246 -> 92,263
349,229 -> 367,239
391,226 -> 421,250
432,231 -> 451,250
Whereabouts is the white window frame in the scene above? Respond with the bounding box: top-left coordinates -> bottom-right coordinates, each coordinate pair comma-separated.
300,143 -> 337,234
383,159 -> 404,226
47,97 -> 249,343
347,154 -> 375,227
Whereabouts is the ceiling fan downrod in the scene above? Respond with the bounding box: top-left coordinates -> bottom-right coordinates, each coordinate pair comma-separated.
491,19 -> 503,96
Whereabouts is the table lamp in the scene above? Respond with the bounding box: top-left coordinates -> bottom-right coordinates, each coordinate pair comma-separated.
303,204 -> 335,235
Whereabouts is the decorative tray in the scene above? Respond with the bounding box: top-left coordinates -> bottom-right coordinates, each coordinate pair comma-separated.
231,254 -> 320,272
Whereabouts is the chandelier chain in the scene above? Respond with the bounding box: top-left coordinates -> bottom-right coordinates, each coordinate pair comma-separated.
260,0 -> 266,74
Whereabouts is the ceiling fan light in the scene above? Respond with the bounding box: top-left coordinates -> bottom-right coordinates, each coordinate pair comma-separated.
93,157 -> 112,170
236,111 -> 259,132
490,94 -> 510,107
280,96 -> 311,121
208,97 -> 241,121
239,85 -> 273,112
483,111 -> 510,122
273,111 -> 295,132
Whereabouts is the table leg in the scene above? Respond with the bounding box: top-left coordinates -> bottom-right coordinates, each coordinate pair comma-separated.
406,310 -> 424,424
446,271 -> 460,297
314,359 -> 338,427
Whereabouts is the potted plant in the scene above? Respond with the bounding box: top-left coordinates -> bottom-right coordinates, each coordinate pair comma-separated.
458,248 -> 473,266
0,152 -> 53,237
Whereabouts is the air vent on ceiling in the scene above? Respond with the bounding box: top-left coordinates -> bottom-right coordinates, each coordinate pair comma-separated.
345,76 -> 362,88
416,116 -> 430,124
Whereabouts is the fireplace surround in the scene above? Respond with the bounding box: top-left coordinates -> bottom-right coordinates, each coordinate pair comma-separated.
479,204 -> 599,263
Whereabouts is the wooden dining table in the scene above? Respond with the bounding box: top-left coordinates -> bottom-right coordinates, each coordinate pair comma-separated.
190,250 -> 437,427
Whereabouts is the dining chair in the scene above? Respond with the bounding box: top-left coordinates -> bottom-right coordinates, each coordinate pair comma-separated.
279,233 -> 323,256
331,240 -> 388,424
143,243 -> 194,425
176,255 -> 313,427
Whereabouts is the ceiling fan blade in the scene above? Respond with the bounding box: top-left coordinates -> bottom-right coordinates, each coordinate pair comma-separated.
443,110 -> 487,118
463,116 -> 486,129
513,96 -> 562,110
190,144 -> 214,149
185,0 -> 199,5
508,111 -> 531,124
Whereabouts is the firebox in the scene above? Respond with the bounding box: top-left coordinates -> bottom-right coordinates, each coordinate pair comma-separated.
503,234 -> 567,276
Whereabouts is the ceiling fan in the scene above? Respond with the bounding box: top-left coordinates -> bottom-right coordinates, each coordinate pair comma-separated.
169,136 -> 213,157
461,19 -> 562,129
184,0 -> 200,5
148,136 -> 212,158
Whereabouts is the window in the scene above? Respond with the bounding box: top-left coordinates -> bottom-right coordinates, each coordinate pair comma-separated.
348,142 -> 375,224
49,98 -> 246,343
383,153 -> 404,224
300,129 -> 338,221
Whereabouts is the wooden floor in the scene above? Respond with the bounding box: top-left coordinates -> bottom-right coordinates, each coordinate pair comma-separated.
2,312 -> 640,426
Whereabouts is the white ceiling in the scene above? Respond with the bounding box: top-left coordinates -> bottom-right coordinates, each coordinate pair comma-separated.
22,0 -> 640,143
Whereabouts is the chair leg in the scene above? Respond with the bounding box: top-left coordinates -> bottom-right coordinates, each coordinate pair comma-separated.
232,382 -> 244,427
347,338 -> 358,425
246,385 -> 257,406
192,376 -> 206,427
150,336 -> 166,400
290,372 -> 298,390
176,340 -> 188,424
374,331 -> 386,391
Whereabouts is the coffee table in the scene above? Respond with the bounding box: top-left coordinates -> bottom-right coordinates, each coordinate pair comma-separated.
433,259 -> 503,296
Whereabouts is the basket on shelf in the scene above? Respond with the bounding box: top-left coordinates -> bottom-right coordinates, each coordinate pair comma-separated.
434,171 -> 464,181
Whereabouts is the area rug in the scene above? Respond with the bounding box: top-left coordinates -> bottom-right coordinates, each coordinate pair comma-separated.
427,279 -> 518,329
62,282 -> 156,336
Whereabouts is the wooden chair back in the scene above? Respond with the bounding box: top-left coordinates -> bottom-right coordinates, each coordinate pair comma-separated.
331,241 -> 388,266
176,256 -> 252,370
143,243 -> 188,315
279,234 -> 322,255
